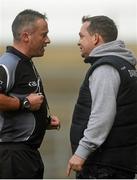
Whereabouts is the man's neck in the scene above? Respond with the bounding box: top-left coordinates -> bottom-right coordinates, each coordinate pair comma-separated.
13,42 -> 31,59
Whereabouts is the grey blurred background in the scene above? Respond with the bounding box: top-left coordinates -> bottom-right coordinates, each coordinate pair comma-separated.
0,0 -> 137,178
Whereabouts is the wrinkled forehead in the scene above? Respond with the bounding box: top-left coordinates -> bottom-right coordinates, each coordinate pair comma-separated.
79,21 -> 91,35
30,18 -> 49,33
35,18 -> 48,28
21,18 -> 48,33
81,21 -> 91,31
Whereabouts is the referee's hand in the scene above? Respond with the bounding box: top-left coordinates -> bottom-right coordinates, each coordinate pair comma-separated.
26,93 -> 44,111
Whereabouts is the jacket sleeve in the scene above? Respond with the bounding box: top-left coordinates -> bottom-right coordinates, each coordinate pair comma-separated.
75,64 -> 120,159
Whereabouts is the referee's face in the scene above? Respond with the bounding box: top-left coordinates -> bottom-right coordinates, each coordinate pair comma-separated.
28,18 -> 50,58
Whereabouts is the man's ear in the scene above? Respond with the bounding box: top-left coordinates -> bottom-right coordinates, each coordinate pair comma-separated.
93,33 -> 100,45
94,33 -> 105,45
21,32 -> 30,43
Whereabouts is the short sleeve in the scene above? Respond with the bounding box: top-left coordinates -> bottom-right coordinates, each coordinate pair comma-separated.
0,65 -> 8,93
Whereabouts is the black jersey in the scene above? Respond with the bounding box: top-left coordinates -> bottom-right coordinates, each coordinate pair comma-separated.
0,46 -> 48,148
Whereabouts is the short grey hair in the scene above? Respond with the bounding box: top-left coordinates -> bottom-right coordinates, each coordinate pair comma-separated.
12,9 -> 47,41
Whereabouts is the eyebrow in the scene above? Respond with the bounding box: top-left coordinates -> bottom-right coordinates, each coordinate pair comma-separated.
42,31 -> 48,36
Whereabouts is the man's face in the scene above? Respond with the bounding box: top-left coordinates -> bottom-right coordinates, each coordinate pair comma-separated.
28,18 -> 50,58
78,21 -> 96,58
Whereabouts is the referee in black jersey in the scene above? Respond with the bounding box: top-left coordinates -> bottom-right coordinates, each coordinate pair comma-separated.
0,9 -> 60,179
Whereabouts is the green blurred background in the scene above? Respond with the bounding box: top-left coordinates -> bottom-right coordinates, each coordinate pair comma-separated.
1,44 -> 136,178
0,0 -> 137,178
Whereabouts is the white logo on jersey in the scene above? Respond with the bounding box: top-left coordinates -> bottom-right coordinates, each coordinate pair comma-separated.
28,81 -> 37,87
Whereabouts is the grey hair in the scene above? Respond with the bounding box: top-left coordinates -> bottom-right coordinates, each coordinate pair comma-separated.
12,9 -> 47,41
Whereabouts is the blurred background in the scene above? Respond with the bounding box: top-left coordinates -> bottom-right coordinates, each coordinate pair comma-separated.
0,0 -> 137,178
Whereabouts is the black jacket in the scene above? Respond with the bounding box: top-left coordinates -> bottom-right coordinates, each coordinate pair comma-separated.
70,55 -> 137,172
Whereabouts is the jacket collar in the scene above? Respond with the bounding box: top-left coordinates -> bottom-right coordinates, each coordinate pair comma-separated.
84,56 -> 102,65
